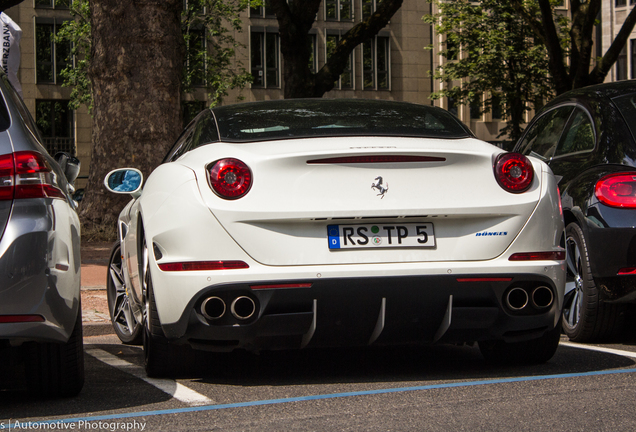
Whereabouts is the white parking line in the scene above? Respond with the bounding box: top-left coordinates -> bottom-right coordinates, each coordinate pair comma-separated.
85,348 -> 213,406
560,341 -> 636,359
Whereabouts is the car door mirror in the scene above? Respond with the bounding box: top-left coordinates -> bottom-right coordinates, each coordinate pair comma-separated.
104,168 -> 143,197
54,152 -> 81,185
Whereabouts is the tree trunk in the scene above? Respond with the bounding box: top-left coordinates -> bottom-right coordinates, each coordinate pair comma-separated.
80,0 -> 184,239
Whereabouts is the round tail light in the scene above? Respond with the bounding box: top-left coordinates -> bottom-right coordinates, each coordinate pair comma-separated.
208,158 -> 252,199
595,172 -> 636,208
494,152 -> 534,193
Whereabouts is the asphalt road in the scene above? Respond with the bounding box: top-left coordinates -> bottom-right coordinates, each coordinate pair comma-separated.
2,333 -> 636,431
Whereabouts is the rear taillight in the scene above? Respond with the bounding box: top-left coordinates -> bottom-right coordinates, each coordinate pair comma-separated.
306,156 -> 446,164
595,172 -> 636,208
0,314 -> 45,323
0,153 -> 14,200
208,158 -> 252,199
158,260 -> 249,271
494,152 -> 534,193
0,151 -> 65,201
509,251 -> 565,261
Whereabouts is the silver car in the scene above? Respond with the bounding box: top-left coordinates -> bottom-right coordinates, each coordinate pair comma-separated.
0,72 -> 83,396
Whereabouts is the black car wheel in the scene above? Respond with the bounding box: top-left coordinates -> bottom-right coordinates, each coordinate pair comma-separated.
107,242 -> 143,345
562,223 -> 624,341
141,237 -> 190,377
25,306 -> 85,397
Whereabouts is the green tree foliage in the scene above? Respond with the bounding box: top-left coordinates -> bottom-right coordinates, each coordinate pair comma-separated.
182,0 -> 253,106
424,0 -> 556,141
55,0 -> 91,110
57,0 -> 254,112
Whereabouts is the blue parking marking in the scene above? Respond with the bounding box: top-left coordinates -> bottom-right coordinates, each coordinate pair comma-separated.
18,367 -> 636,426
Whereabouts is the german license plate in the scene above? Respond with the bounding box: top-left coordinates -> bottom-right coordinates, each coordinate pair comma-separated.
327,223 -> 435,249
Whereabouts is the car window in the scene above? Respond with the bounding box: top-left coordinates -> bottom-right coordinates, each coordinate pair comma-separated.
162,122 -> 196,163
554,108 -> 595,158
163,109 -> 220,163
612,92 -> 636,144
517,106 -> 574,161
188,109 -> 219,151
0,74 -> 44,143
212,99 -> 473,143
0,90 -> 9,133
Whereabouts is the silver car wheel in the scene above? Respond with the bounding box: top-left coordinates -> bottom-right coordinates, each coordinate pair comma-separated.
107,242 -> 143,344
563,234 -> 583,331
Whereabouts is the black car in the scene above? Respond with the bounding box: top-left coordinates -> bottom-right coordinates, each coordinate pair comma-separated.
514,80 -> 636,342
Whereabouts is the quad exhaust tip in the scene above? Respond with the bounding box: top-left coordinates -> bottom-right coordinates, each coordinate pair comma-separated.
506,287 -> 529,310
201,296 -> 226,320
531,286 -> 554,309
505,286 -> 554,311
231,296 -> 256,320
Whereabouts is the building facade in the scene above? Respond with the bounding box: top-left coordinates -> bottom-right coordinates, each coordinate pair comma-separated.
601,0 -> 636,82
5,1 -> 435,188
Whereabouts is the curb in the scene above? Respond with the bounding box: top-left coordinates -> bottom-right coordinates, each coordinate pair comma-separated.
84,322 -> 115,337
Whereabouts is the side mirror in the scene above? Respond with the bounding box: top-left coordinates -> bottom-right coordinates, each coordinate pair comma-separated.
54,152 -> 81,185
104,168 -> 143,198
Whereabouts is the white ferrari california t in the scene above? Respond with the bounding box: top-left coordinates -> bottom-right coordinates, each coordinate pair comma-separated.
105,99 -> 566,376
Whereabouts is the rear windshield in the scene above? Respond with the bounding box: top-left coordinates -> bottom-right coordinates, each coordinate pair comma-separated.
612,92 -> 636,144
211,99 -> 473,143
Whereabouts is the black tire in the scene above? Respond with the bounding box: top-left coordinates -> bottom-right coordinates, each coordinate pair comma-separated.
478,320 -> 562,365
107,242 -> 143,345
562,222 -> 624,342
25,307 -> 85,397
143,263 -> 187,378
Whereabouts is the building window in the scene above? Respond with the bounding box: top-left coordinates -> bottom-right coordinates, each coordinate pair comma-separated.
616,0 -> 626,6
617,44 -> 628,81
470,94 -> 482,120
362,0 -> 377,19
183,0 -> 204,15
326,34 -> 354,89
326,0 -> 353,21
491,93 -> 503,120
251,29 -> 280,88
308,34 -> 317,74
34,0 -> 70,9
35,100 -> 74,156
363,36 -> 389,90
35,20 -> 71,84
447,95 -> 458,118
250,0 -> 275,18
631,39 -> 636,80
185,28 -> 206,86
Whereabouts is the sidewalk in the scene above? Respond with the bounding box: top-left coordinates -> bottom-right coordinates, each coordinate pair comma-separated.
81,242 -> 114,336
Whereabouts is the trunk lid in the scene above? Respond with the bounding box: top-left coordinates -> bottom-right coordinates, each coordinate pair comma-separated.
183,137 -> 543,266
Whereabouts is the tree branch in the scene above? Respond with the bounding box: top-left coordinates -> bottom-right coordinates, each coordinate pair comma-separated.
314,0 -> 403,95
590,4 -> 636,84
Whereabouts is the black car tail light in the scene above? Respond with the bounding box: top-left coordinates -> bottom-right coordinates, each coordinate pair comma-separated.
494,152 -> 534,193
0,151 -> 65,201
207,158 -> 252,199
595,172 -> 636,208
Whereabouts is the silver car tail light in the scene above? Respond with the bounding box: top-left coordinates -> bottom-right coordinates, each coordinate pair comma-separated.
0,151 -> 65,201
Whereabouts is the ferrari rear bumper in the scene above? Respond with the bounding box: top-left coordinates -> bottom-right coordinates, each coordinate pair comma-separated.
162,273 -> 561,353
